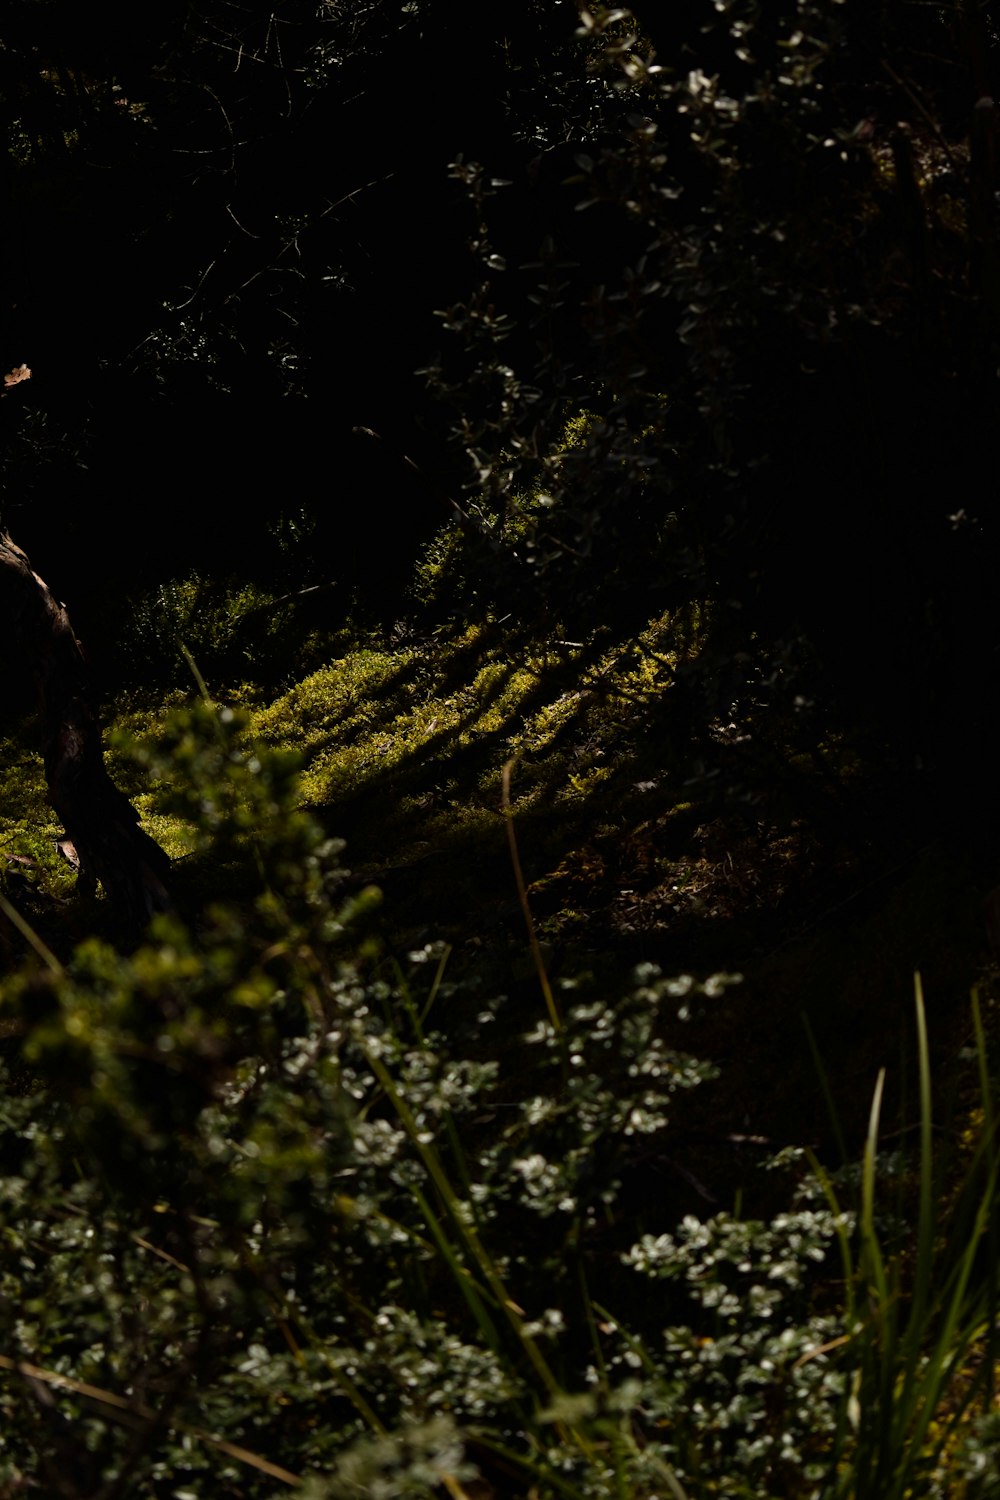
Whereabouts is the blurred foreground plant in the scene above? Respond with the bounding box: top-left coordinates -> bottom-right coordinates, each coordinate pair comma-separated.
0,706 -> 998,1497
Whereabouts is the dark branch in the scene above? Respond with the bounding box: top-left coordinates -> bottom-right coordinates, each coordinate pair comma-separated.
0,531 -> 171,928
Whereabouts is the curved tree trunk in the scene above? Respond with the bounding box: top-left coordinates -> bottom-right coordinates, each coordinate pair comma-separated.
0,530 -> 171,927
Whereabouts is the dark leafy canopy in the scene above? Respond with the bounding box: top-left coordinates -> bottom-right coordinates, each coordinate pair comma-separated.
0,0 -> 586,611
426,1 -> 1000,821
0,0 -> 994,811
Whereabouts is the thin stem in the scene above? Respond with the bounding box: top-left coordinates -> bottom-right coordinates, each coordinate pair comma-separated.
501,759 -> 561,1031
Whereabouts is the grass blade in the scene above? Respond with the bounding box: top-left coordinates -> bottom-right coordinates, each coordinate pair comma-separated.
502,759 -> 561,1033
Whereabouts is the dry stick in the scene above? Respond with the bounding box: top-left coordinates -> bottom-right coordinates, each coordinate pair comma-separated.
0,888 -> 64,974
0,1354 -> 301,1487
233,579 -> 338,627
501,760 -> 561,1031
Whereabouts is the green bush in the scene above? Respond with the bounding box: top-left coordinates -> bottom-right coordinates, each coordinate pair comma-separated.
1,705 -> 999,1497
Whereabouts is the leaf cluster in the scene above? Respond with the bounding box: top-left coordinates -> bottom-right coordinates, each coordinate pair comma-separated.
1,708 -> 999,1496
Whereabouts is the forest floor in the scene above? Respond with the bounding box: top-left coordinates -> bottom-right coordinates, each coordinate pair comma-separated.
3,599 -> 998,1217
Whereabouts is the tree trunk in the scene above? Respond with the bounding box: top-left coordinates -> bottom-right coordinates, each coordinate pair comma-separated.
0,530 -> 171,927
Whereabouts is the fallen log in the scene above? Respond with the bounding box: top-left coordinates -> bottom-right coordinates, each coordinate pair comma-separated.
0,530 -> 171,927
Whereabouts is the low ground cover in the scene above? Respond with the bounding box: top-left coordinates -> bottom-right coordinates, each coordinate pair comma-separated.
1,581 -> 999,1495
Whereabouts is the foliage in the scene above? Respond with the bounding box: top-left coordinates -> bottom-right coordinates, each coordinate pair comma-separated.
0,706 -> 716,1494
5,2 -> 1000,1495
421,1 -> 1000,808
810,985 -> 1000,1500
112,572 -> 348,695
1,708 -> 999,1496
3,0 -> 997,798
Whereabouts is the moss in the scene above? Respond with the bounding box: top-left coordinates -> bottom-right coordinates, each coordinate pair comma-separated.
117,575 -> 347,693
410,522 -> 467,606
0,735 -> 77,901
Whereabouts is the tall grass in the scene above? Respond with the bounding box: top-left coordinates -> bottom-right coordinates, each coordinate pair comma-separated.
812,982 -> 1000,1498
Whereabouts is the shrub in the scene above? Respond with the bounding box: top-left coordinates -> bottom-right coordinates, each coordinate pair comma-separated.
1,705 -> 998,1497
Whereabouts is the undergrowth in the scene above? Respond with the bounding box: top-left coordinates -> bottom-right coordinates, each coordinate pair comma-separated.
4,0 -> 1000,1488
0,706 -> 999,1496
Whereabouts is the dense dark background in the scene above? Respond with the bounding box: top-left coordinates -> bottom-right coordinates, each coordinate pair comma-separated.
2,0 -> 1000,826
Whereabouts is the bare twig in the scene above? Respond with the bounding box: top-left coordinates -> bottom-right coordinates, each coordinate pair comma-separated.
0,1353 -> 302,1487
